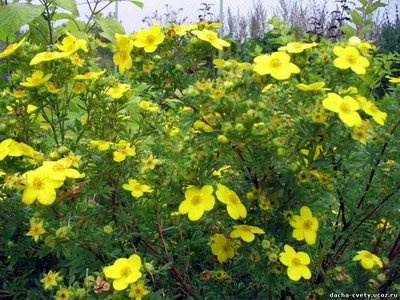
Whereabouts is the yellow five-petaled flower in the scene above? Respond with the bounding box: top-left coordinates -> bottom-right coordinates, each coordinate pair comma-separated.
103,254 -> 142,291
352,250 -> 383,269
133,24 -> 165,53
253,52 -> 300,80
279,245 -> 311,281
216,184 -> 247,220
333,45 -> 370,75
179,185 -> 215,221
20,70 -> 52,87
289,206 -> 319,245
322,93 -> 362,127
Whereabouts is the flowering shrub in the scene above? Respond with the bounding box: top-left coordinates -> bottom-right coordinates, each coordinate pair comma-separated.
0,0 -> 400,299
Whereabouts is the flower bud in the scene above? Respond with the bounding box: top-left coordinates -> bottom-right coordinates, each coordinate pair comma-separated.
217,135 -> 229,145
103,225 -> 113,235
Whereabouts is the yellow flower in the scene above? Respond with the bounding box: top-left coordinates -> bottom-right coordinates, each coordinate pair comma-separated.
133,24 -> 165,53
229,225 -> 265,242
142,60 -> 155,72
45,82 -> 61,94
122,179 -> 153,198
210,88 -> 225,100
55,288 -> 70,300
196,80 -> 213,91
73,70 -> 106,81
212,165 -> 231,177
312,110 -> 327,123
11,89 -> 27,98
71,53 -> 84,66
22,169 -> 64,205
30,51 -> 70,65
141,155 -> 161,171
289,206 -> 319,245
106,83 -> 131,99
20,70 -> 52,87
0,139 -> 13,161
114,33 -> 134,75
209,234 -> 235,263
352,124 -> 371,145
56,32 -> 88,53
348,36 -> 372,55
386,76 -> 400,83
26,219 -> 46,242
279,245 -> 311,281
333,46 -> 370,74
7,140 -> 36,157
178,185 -> 215,221
322,93 -> 362,127
41,270 -> 59,290
172,24 -> 197,36
0,37 -> 25,58
261,84 -> 273,92
96,39 -> 107,47
253,52 -> 300,80
113,140 -> 136,162
296,82 -> 330,91
216,184 -> 247,220
278,41 -> 317,53
361,101 -> 387,126
103,254 -> 142,291
353,250 -> 383,269
37,160 -> 84,182
128,280 -> 150,300
191,29 -> 230,50
72,82 -> 85,94
89,140 -> 113,151
138,101 -> 158,112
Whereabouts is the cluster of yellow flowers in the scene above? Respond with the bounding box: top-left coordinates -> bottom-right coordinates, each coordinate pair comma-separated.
89,139 -> 136,162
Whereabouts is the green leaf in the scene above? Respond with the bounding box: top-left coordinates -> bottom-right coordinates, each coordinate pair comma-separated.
339,25 -> 357,37
53,12 -> 75,21
358,0 -> 368,5
97,17 -> 125,42
365,1 -> 387,15
360,26 -> 373,35
0,3 -> 45,41
29,15 -> 50,45
132,1 -> 144,9
54,0 -> 79,18
348,10 -> 363,26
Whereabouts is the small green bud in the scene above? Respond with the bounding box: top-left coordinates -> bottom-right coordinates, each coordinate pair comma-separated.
217,135 -> 229,145
103,225 -> 113,235
277,148 -> 286,156
268,253 -> 278,262
49,151 -> 60,161
56,227 -> 70,239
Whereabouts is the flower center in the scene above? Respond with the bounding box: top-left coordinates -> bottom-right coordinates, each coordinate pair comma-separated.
146,35 -> 155,44
191,195 -> 202,205
339,102 -> 351,113
291,257 -> 301,266
120,267 -> 132,277
33,177 -> 45,189
303,220 -> 313,229
31,224 -> 41,234
270,58 -> 282,68
346,54 -> 358,64
119,50 -> 129,61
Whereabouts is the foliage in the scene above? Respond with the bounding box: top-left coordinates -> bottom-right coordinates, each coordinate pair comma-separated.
0,0 -> 400,299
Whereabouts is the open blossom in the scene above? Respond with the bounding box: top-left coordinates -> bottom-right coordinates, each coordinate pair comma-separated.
133,24 -> 165,53
41,270 -> 59,290
89,140 -> 113,151
333,45 -> 370,74
322,93 -> 362,127
0,37 -> 25,58
122,179 -> 153,198
229,225 -> 265,242
30,51 -> 70,65
56,32 -> 88,53
353,250 -> 383,269
191,29 -> 230,50
22,169 -> 64,205
253,52 -> 300,80
129,280 -> 150,299
103,254 -> 142,290
296,82 -> 330,91
178,185 -> 215,221
216,184 -> 247,220
114,33 -> 134,75
289,206 -> 319,245
138,101 -> 158,112
113,140 -> 136,162
26,219 -> 46,242
20,70 -> 52,87
106,83 -> 131,99
73,70 -> 106,81
278,41 -> 317,53
279,245 -> 311,281
209,234 -> 235,263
